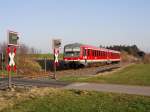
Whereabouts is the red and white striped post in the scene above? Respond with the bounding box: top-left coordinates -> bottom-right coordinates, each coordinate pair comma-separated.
6,47 -> 17,88
53,48 -> 59,79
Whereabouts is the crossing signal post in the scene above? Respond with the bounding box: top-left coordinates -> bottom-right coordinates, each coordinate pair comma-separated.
52,39 -> 61,79
7,31 -> 19,89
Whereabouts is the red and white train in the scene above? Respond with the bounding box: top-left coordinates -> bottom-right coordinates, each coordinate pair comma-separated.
63,43 -> 121,67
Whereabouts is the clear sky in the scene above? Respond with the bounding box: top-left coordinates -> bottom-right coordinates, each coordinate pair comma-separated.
0,0 -> 150,53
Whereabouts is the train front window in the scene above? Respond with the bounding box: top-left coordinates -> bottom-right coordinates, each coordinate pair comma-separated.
64,47 -> 80,57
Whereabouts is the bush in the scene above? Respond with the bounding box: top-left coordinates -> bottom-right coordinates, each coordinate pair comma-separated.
17,54 -> 42,75
121,51 -> 138,63
143,54 -> 150,64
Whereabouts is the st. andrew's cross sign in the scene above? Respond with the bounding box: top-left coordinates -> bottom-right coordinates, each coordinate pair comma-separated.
6,47 -> 17,72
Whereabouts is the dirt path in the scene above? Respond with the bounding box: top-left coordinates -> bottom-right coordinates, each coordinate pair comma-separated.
63,83 -> 150,96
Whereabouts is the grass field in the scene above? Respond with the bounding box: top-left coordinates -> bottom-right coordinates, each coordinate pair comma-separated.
60,64 -> 150,86
29,53 -> 63,60
1,88 -> 150,112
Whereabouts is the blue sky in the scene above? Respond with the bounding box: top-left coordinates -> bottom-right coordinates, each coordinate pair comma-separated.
0,0 -> 150,53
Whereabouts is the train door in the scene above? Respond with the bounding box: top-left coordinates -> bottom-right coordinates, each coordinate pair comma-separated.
83,48 -> 87,65
107,50 -> 110,64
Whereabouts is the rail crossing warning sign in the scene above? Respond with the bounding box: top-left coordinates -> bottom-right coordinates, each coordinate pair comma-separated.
52,39 -> 61,65
52,39 -> 61,49
8,31 -> 19,46
54,48 -> 59,65
6,47 -> 17,72
52,39 -> 62,79
6,30 -> 19,88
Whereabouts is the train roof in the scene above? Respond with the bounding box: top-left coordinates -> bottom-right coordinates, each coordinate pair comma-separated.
64,43 -> 83,48
64,43 -> 120,54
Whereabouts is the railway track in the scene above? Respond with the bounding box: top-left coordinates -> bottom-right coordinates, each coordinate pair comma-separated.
55,63 -> 122,78
0,63 -> 123,90
0,63 -> 122,79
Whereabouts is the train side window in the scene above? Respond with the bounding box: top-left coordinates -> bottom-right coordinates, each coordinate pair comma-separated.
88,49 -> 90,56
92,50 -> 94,56
83,48 -> 86,56
96,50 -> 97,56
96,50 -> 97,57
93,50 -> 95,56
103,51 -> 105,57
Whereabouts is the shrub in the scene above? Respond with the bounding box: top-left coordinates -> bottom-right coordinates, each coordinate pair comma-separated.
143,54 -> 150,64
17,54 -> 42,75
121,51 -> 138,63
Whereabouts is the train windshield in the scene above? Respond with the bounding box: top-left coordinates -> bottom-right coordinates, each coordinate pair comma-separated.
64,47 -> 80,57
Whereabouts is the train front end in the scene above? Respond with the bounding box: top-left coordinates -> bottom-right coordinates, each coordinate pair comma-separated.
63,43 -> 83,67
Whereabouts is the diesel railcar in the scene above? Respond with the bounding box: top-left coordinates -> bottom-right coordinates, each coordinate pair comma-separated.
63,43 -> 121,67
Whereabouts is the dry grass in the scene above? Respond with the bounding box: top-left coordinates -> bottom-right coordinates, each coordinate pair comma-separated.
143,54 -> 150,64
121,51 -> 138,63
0,87 -> 59,111
0,87 -> 150,112
60,63 -> 150,86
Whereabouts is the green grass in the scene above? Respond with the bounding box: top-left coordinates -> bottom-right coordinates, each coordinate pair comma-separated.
1,89 -> 150,112
0,70 -> 16,76
0,70 -> 7,75
60,64 -> 150,86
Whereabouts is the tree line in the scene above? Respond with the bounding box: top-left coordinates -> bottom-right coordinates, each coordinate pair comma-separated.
105,45 -> 145,58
